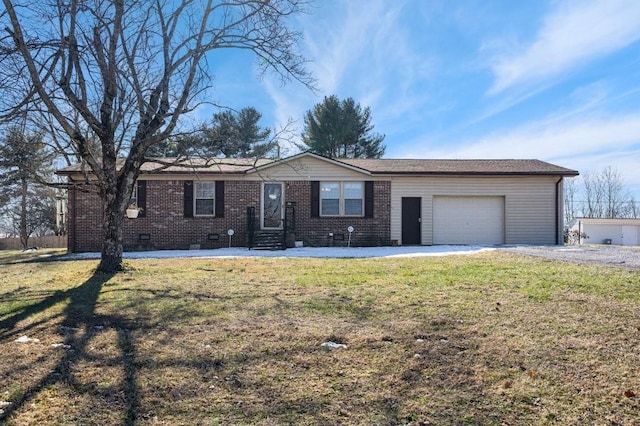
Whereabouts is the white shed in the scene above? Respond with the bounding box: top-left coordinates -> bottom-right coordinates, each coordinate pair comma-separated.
568,218 -> 640,246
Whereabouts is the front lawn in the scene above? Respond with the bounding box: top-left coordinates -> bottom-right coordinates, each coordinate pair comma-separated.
0,252 -> 638,425
0,248 -> 67,265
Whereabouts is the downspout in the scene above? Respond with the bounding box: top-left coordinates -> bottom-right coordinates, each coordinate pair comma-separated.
555,177 -> 562,245
69,178 -> 76,253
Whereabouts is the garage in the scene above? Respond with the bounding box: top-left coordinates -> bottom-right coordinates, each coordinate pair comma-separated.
433,196 -> 505,245
569,218 -> 640,246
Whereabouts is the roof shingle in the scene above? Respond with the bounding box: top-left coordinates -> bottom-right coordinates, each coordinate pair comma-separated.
56,154 -> 578,176
336,158 -> 579,176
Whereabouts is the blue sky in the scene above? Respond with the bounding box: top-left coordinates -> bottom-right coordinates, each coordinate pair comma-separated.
201,0 -> 640,198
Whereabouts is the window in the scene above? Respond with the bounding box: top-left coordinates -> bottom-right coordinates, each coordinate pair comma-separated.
195,181 -> 215,216
344,182 -> 364,216
320,181 -> 364,216
184,180 -> 224,218
320,182 -> 340,215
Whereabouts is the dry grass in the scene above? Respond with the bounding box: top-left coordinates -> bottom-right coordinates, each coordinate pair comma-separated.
0,251 -> 638,425
0,248 -> 67,265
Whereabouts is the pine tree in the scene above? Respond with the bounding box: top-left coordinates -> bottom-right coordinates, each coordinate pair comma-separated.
200,107 -> 276,158
147,108 -> 276,159
0,126 -> 54,248
301,96 -> 385,158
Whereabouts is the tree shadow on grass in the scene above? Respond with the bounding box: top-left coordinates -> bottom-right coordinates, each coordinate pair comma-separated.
0,270 -> 139,425
0,250 -> 72,266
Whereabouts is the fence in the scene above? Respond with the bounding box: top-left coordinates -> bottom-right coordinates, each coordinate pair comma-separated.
0,236 -> 67,250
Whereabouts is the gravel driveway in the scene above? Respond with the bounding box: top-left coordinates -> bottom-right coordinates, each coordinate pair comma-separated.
501,245 -> 640,270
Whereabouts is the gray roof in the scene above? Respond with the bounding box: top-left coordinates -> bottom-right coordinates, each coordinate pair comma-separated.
56,153 -> 579,177
336,158 -> 579,176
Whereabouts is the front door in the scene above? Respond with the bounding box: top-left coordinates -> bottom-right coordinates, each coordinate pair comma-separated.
262,183 -> 284,229
402,197 -> 421,245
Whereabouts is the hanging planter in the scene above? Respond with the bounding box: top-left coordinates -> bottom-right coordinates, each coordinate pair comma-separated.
126,204 -> 142,219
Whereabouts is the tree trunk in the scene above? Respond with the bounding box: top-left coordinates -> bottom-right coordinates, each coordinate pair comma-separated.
19,176 -> 29,249
97,195 -> 125,272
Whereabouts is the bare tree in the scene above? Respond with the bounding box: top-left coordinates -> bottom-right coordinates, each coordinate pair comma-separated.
624,198 -> 639,219
1,0 -> 312,271
563,177 -> 579,222
582,171 -> 604,218
581,166 -> 630,218
600,166 -> 627,218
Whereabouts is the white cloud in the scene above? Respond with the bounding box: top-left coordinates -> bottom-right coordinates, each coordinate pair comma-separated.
401,111 -> 640,197
303,0 -> 412,97
489,0 -> 640,94
258,0 -> 640,201
262,77 -> 310,154
567,150 -> 640,197
423,113 -> 640,160
263,0 -> 434,150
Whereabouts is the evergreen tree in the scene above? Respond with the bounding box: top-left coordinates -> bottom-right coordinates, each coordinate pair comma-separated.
200,107 -> 276,158
147,108 -> 276,159
0,126 -> 55,248
146,134 -> 201,158
301,95 -> 385,158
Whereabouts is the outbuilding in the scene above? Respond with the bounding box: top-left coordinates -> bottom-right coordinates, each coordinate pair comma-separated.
567,218 -> 640,246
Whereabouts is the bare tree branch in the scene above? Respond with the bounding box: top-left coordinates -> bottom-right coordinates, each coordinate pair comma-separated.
0,0 -> 313,271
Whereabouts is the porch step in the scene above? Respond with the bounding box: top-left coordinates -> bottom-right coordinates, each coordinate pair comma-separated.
252,231 -> 285,250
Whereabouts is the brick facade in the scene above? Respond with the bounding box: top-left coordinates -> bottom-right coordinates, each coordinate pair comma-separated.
283,180 -> 391,247
68,179 -> 392,252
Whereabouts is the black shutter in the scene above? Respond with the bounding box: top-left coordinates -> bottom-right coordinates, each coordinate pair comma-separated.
311,181 -> 320,217
137,180 -> 147,218
184,180 -> 194,218
215,181 -> 225,217
364,181 -> 374,218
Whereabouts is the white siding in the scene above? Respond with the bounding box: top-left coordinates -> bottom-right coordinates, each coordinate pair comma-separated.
569,219 -> 640,246
622,226 -> 639,246
391,176 -> 559,245
246,157 -> 371,181
138,157 -> 374,182
580,224 -> 640,246
584,224 -> 623,245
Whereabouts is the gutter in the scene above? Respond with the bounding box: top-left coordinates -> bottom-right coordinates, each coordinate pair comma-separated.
365,171 -> 580,176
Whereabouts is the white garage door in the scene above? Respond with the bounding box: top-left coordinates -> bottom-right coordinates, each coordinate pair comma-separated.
433,196 -> 505,245
622,226 -> 639,246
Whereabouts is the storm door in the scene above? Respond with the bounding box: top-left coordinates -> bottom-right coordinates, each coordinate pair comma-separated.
262,183 -> 284,229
